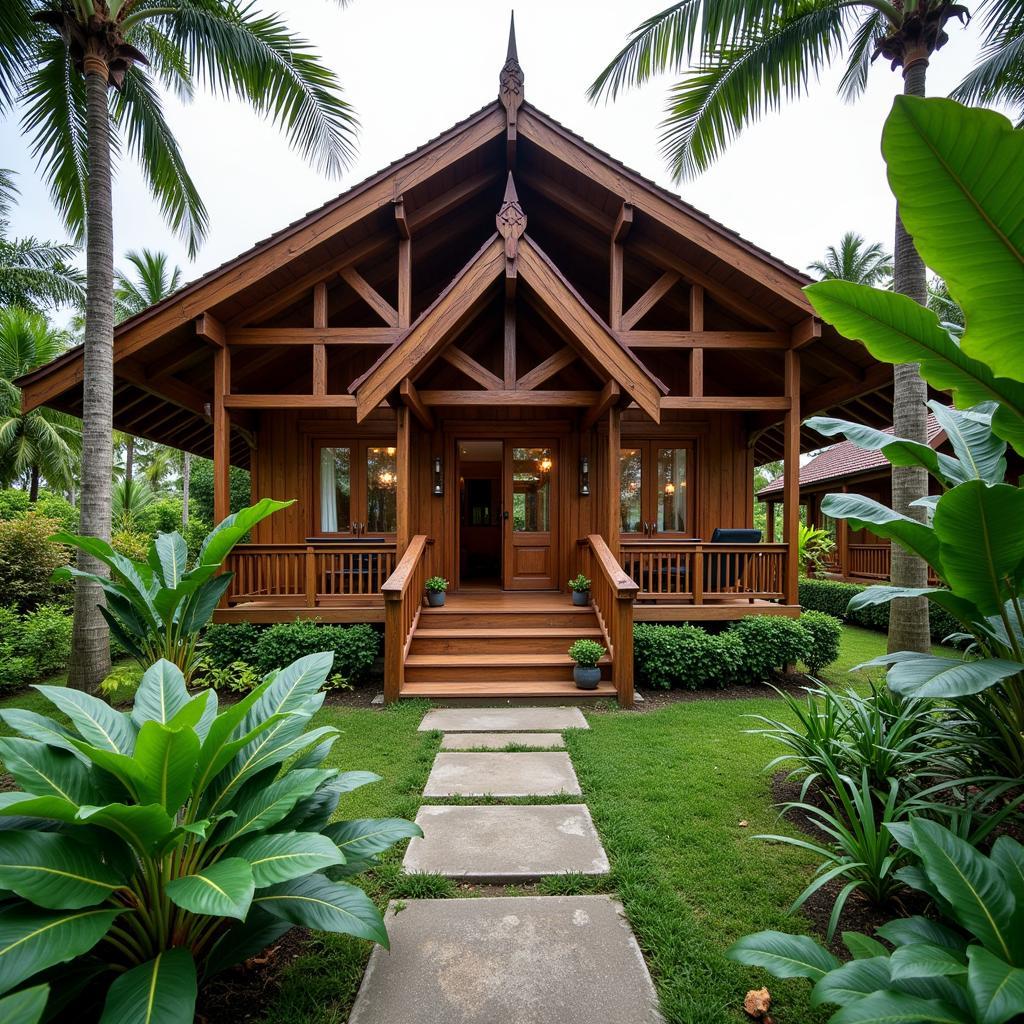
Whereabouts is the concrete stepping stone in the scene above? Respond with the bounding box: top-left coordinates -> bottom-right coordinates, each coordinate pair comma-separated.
440,732 -> 565,750
403,804 -> 609,882
418,706 -> 588,733
423,752 -> 581,797
348,896 -> 662,1024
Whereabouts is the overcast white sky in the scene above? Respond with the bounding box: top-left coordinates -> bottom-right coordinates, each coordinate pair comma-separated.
0,0 -> 989,298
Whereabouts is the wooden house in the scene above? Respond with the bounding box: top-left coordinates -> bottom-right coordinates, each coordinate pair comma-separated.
18,26 -> 895,706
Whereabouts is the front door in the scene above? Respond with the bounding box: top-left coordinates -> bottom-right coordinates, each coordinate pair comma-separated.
503,443 -> 558,590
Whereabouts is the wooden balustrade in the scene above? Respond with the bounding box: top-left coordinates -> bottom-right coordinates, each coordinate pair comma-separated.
381,535 -> 431,702
619,541 -> 787,602
579,535 -> 638,707
225,541 -> 397,606
848,543 -> 890,581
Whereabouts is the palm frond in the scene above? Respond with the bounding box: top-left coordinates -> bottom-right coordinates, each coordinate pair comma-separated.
837,9 -> 882,102
0,236 -> 86,308
114,247 -> 184,321
19,35 -> 98,242
128,20 -> 196,103
152,0 -> 358,177
951,28 -> 1024,119
0,167 -> 17,224
110,66 -> 208,256
0,1 -> 34,114
658,2 -> 850,180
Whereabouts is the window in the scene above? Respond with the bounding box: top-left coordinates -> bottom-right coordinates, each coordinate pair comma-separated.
619,442 -> 694,536
511,447 -> 552,532
315,441 -> 397,535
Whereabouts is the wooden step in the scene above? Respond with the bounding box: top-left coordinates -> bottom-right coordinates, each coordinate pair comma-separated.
404,653 -> 612,684
400,679 -> 617,699
416,608 -> 598,630
410,627 -> 605,655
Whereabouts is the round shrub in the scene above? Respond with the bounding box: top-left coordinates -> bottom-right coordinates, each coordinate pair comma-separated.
0,488 -> 30,520
33,490 -> 79,532
633,623 -> 745,690
728,615 -> 812,681
110,527 -> 150,561
202,621 -> 264,670
0,512 -> 70,611
253,620 -> 380,683
134,496 -> 183,536
799,609 -> 842,674
17,603 -> 72,678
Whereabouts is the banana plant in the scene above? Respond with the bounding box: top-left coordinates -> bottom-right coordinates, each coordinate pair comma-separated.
797,97 -> 1024,777
0,653 -> 421,1021
728,819 -> 1024,1024
53,498 -> 292,681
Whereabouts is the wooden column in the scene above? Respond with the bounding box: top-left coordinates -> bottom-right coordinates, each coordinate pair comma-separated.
396,405 -> 411,555
765,501 -> 775,544
503,300 -> 516,387
213,344 -> 231,524
312,282 -> 327,396
783,349 -> 800,606
609,203 -> 632,330
607,406 -> 621,560
395,197 -> 412,329
837,484 -> 850,579
689,285 -> 704,397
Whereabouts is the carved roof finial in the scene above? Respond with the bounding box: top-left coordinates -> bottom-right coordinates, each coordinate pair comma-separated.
499,11 -> 524,120
496,171 -> 526,288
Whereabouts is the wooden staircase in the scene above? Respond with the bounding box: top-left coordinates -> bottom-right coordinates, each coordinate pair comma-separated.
399,594 -> 617,700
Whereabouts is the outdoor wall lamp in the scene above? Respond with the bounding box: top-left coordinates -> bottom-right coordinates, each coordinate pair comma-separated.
579,456 -> 590,496
432,456 -> 444,496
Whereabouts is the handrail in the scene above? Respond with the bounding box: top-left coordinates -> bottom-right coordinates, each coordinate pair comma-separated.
382,535 -> 431,702
579,535 -> 637,708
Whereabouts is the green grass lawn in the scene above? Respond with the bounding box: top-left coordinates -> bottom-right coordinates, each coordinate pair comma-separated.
0,625 -> 920,1023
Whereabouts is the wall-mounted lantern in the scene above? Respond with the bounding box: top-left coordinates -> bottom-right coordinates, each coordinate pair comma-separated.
432,456 -> 444,496
579,456 -> 590,496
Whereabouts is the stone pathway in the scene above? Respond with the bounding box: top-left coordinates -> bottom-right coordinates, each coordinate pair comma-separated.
349,706 -> 662,1023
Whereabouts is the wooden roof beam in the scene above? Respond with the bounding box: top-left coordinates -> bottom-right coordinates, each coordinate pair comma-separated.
399,378 -> 433,430
516,345 -> 576,390
612,203 -> 633,244
621,330 -> 788,349
803,362 -> 892,417
791,316 -> 822,349
195,312 -> 225,347
442,344 -> 503,391
339,266 -> 399,327
621,270 -> 678,331
226,327 -> 401,346
582,379 -> 621,430
419,390 -> 597,407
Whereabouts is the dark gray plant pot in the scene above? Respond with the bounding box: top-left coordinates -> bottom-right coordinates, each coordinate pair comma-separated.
571,590 -> 590,606
573,665 -> 601,690
426,591 -> 446,607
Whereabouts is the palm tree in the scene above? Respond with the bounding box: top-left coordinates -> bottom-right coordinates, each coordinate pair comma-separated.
952,0 -> 1024,119
0,168 -> 84,309
0,306 -> 81,500
808,232 -> 892,286
2,1 -> 359,691
114,248 -> 183,322
589,1 -> 966,654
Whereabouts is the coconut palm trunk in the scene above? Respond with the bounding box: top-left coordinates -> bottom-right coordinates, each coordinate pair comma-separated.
67,51 -> 115,692
888,55 -> 931,655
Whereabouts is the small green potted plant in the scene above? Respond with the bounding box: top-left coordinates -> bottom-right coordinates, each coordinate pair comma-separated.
568,638 -> 605,690
425,575 -> 449,606
568,573 -> 591,606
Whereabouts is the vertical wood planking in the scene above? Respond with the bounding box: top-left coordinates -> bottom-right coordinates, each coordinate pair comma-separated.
607,406 -> 621,559
397,238 -> 412,328
689,285 -> 704,398
396,406 -> 411,554
313,282 -> 328,396
213,344 -> 231,524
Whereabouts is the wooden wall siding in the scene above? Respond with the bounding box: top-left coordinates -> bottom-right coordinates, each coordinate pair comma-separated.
250,403 -> 756,589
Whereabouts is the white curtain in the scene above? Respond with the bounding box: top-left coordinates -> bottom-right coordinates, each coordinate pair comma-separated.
320,448 -> 338,531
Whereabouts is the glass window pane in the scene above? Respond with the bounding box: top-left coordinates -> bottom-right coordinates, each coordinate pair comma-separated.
365,446 -> 397,533
619,448 -> 642,533
656,448 -> 687,532
320,447 -> 350,532
512,447 -> 551,532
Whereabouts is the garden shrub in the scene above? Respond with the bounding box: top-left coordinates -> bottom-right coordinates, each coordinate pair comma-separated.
110,526 -> 150,561
798,610 -> 842,674
0,512 -> 70,611
0,603 -> 72,687
189,457 -> 251,523
799,577 -> 960,644
728,615 -> 812,681
32,491 -> 78,532
134,496 -> 183,535
203,622 -> 264,669
633,623 -> 744,690
0,488 -> 30,520
253,620 -> 380,683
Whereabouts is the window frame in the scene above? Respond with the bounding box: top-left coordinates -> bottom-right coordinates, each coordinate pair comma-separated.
618,439 -> 697,539
312,439 -> 398,538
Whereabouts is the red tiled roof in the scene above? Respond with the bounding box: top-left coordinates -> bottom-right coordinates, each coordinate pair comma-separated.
757,415 -> 945,498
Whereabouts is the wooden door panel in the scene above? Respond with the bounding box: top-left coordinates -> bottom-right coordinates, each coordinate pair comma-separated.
503,442 -> 558,590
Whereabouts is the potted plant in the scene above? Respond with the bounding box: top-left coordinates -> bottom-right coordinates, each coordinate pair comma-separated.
425,576 -> 449,606
568,573 -> 591,606
568,638 -> 605,690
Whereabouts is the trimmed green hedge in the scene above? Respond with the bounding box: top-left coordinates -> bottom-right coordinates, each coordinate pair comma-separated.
634,612 -> 842,690
0,603 -> 73,688
798,577 -> 959,644
202,619 -> 381,683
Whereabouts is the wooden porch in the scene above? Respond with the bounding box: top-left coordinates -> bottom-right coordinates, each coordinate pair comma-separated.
215,535 -> 798,704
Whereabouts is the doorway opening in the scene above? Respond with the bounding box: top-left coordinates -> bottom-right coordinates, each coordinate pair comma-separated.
457,440 -> 503,589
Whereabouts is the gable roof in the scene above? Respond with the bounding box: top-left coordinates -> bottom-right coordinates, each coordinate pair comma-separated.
757,415 -> 945,498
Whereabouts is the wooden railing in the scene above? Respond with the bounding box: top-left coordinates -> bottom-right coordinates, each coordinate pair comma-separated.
225,542 -> 397,606
382,535 -> 431,702
848,543 -> 890,580
619,541 -> 787,603
579,535 -> 639,708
